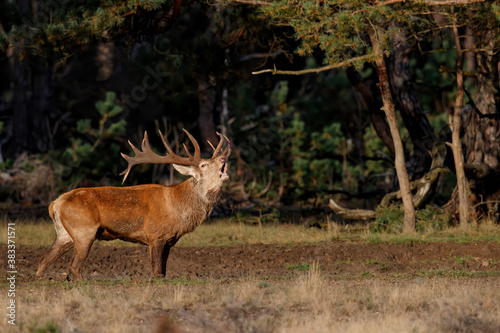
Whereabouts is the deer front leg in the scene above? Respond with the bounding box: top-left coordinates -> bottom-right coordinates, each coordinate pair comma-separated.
149,240 -> 168,277
161,245 -> 171,276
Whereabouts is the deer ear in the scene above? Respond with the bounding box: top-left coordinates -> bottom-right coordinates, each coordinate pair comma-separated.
173,164 -> 199,179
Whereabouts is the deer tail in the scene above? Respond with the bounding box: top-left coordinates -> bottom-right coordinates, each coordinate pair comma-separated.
48,201 -> 55,221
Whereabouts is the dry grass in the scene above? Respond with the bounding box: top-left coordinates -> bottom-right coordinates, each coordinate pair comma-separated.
2,217 -> 499,248
2,213 -> 499,332
0,219 -> 56,248
2,268 -> 499,333
177,219 -> 339,247
0,218 -> 340,248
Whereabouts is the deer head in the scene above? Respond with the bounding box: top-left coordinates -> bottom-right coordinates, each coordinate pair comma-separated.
120,129 -> 231,193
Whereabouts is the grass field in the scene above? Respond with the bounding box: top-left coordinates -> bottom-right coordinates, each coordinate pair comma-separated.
1,217 -> 500,332
4,270 -> 500,332
2,217 -> 500,247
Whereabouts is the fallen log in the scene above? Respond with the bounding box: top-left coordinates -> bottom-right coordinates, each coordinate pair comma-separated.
329,142 -> 448,220
328,198 -> 377,220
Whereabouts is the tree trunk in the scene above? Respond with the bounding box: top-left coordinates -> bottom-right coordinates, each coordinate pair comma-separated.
462,30 -> 500,222
370,30 -> 416,233
11,56 -> 30,156
9,56 -> 53,158
346,67 -> 395,155
451,20 -> 471,227
388,25 -> 435,179
197,79 -> 219,152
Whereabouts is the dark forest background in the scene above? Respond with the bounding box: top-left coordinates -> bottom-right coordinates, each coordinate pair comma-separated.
0,0 -> 499,229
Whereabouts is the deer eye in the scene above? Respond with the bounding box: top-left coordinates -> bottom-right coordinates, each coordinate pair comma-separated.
201,163 -> 208,168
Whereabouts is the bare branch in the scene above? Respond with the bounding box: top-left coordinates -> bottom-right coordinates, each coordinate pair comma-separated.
252,54 -> 374,76
230,0 -> 271,6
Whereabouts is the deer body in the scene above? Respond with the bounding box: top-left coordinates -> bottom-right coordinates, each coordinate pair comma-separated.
36,130 -> 230,280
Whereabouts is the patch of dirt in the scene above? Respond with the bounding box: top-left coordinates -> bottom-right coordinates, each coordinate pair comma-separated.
5,241 -> 500,282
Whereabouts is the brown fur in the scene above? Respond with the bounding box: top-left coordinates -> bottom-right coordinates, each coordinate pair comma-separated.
36,155 -> 229,281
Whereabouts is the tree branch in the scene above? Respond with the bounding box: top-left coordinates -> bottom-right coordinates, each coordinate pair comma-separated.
231,0 -> 271,6
464,87 -> 500,119
252,54 -> 374,75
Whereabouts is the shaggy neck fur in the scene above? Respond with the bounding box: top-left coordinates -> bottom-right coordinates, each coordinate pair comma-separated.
172,178 -> 224,236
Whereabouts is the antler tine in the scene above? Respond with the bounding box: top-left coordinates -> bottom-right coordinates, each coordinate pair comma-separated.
182,129 -> 201,162
119,152 -> 133,184
211,132 -> 225,158
157,128 -> 197,162
157,129 -> 175,155
141,131 -> 154,153
207,139 -> 216,151
221,135 -> 231,158
120,131 -> 151,184
183,143 -> 193,159
120,130 -> 201,184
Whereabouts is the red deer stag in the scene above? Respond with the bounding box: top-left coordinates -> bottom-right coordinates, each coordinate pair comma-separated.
36,129 -> 231,280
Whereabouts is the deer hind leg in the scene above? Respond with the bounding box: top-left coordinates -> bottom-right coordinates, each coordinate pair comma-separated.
36,211 -> 74,277
68,229 -> 98,281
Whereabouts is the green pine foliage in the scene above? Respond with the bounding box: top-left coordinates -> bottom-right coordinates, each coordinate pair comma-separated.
62,92 -> 126,184
0,0 -> 167,62
2,0 -> 499,209
260,0 -> 500,67
232,79 -> 350,203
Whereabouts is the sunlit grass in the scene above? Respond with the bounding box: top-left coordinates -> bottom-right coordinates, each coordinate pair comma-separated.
362,219 -> 500,244
0,217 -> 341,248
0,219 -> 56,247
177,218 -> 340,247
1,216 -> 499,248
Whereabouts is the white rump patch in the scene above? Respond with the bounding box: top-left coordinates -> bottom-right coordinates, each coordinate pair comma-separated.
53,202 -> 73,243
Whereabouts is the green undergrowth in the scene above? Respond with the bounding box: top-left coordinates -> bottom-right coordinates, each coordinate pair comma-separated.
1,215 -> 499,248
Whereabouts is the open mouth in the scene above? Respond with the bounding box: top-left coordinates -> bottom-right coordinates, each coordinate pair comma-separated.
219,160 -> 228,178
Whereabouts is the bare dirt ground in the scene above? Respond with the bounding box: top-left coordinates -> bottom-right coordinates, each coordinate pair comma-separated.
6,241 -> 500,282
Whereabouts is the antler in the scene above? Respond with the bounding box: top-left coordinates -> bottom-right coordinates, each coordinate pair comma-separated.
208,132 -> 231,159
120,129 -> 202,183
